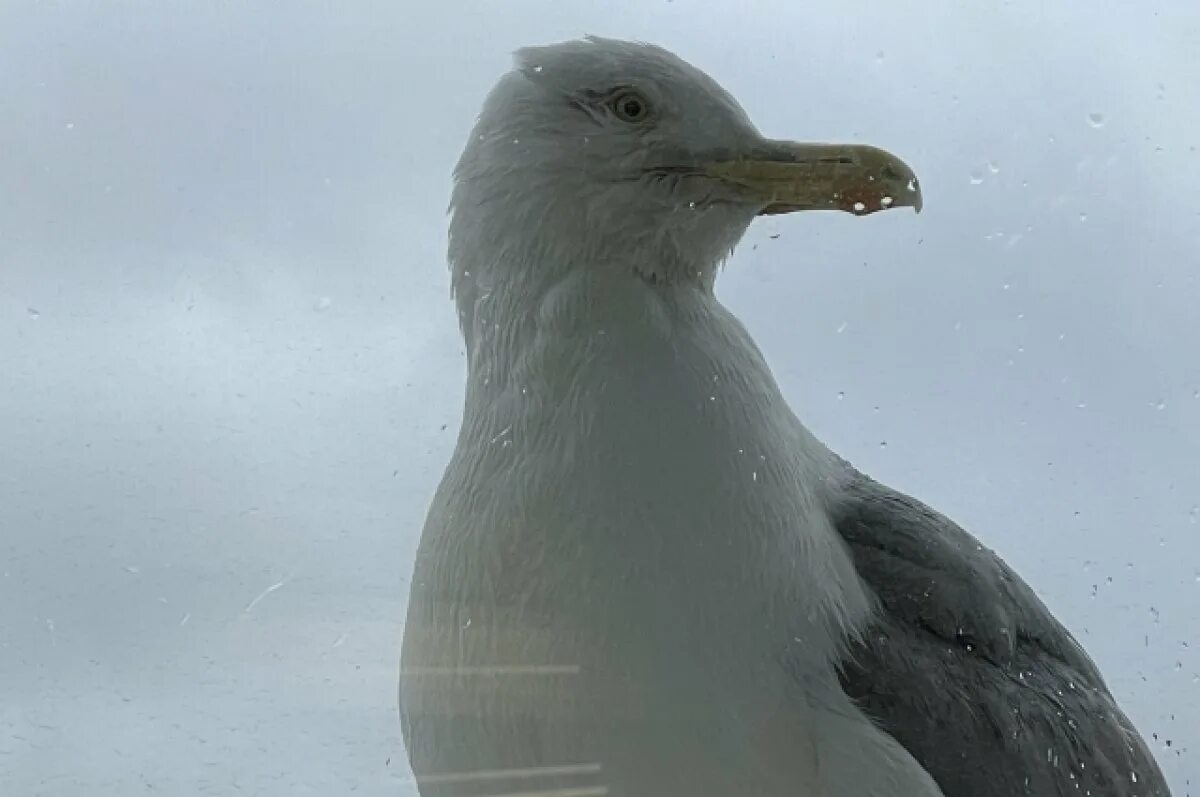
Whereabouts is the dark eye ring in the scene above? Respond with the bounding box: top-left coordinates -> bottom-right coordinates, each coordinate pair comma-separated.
609,89 -> 651,123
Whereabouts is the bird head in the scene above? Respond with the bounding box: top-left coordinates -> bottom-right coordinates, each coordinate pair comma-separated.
450,36 -> 921,293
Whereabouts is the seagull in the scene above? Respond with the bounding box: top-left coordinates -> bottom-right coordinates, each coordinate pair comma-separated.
399,36 -> 1171,797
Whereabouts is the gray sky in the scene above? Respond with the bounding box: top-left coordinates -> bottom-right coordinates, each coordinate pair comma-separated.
1,1 -> 1197,794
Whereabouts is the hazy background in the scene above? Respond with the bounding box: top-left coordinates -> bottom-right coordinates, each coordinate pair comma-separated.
1,1 -> 1197,794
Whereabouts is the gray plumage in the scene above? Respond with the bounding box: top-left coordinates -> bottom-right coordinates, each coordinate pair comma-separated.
400,36 -> 1170,796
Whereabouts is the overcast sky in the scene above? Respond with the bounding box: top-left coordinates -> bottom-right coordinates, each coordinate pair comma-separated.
1,1 -> 1197,794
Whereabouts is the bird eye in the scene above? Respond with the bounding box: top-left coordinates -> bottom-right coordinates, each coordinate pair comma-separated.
609,89 -> 651,123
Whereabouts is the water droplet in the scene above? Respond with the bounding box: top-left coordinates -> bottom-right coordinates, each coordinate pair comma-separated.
688,201 -> 696,208
836,391 -> 845,400
969,171 -> 984,185
880,195 -> 894,207
852,201 -> 866,213
1087,112 -> 1105,128
64,122 -> 75,130
512,138 -> 520,144
905,178 -> 918,193
532,64 -> 544,73
1079,212 -> 1088,223
1153,399 -> 1166,410
879,441 -> 888,448
26,307 -> 40,320
988,161 -> 1000,174
313,296 -> 332,312
836,322 -> 847,334
875,50 -> 885,63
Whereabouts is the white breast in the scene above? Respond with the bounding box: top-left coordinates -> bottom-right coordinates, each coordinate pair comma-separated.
401,272 -> 941,796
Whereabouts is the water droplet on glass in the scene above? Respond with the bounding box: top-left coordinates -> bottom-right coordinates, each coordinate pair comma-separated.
969,171 -> 984,185
880,195 -> 894,207
1087,112 -> 1105,128
313,296 -> 332,312
875,50 -> 885,63
1079,212 -> 1088,223
1153,400 -> 1166,410
512,138 -> 520,144
988,161 -> 1000,174
532,64 -> 544,73
836,391 -> 845,400
27,307 -> 40,320
64,122 -> 75,130
836,322 -> 847,334
852,201 -> 866,213
879,441 -> 888,448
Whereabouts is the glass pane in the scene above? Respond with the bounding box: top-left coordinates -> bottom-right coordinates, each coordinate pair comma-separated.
1,2 -> 1194,794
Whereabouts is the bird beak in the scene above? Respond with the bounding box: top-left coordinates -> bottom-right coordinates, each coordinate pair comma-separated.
701,141 -> 922,216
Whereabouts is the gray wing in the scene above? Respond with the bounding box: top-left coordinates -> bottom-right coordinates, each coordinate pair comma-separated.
828,468 -> 1171,797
